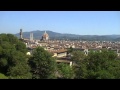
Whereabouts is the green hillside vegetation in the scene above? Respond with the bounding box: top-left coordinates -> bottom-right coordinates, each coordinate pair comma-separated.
71,50 -> 120,79
0,34 -> 32,79
0,73 -> 8,79
28,47 -> 57,79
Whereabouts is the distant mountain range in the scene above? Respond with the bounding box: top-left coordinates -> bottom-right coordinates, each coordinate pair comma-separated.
14,30 -> 120,41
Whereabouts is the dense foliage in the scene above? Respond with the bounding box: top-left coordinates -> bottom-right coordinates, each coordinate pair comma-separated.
57,63 -> 75,79
0,34 -> 31,79
28,47 -> 57,79
71,49 -> 120,79
0,73 -> 8,79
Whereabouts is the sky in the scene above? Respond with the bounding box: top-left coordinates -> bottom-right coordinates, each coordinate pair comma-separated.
0,11 -> 120,35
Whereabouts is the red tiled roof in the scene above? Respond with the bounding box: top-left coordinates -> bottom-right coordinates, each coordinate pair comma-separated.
48,49 -> 67,53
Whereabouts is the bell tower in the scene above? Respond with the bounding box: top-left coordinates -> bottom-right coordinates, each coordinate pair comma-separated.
20,28 -> 23,39
30,32 -> 33,41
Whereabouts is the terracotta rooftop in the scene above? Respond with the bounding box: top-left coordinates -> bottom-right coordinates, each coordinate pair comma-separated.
48,49 -> 67,53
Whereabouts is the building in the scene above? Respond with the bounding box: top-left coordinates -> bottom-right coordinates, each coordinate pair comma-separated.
20,28 -> 23,39
41,31 -> 49,41
30,32 -> 33,41
49,49 -> 67,58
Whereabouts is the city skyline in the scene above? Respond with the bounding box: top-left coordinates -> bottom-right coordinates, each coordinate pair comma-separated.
0,11 -> 120,35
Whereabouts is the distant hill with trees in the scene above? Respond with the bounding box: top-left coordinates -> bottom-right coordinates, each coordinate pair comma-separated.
14,30 -> 120,41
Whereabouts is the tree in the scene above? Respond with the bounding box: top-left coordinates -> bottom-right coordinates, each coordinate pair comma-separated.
28,47 -> 57,79
70,51 -> 87,79
8,62 -> 32,79
57,63 -> 75,79
71,50 -> 86,64
0,34 -> 32,79
68,46 -> 73,53
15,41 -> 27,54
7,51 -> 32,79
71,49 -> 120,79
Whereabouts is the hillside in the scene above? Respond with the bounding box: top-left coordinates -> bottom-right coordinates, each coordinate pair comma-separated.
14,30 -> 120,41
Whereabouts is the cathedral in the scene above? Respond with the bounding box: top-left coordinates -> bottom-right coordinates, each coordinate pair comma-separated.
41,31 -> 49,41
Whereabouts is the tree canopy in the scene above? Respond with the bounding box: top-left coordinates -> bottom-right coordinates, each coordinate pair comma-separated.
0,34 -> 32,79
28,47 -> 57,79
71,49 -> 120,79
57,63 -> 75,79
0,73 -> 8,79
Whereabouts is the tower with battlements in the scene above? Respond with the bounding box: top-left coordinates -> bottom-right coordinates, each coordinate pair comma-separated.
20,28 -> 23,39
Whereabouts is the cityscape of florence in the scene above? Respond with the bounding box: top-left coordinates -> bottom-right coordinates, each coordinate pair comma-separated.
0,11 -> 120,79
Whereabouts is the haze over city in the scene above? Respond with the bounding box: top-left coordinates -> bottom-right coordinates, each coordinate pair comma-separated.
0,11 -> 120,35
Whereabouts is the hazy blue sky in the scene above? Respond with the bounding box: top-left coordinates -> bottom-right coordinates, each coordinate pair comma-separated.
0,11 -> 120,35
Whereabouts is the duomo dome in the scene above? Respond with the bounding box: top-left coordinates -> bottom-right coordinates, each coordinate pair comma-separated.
42,31 -> 49,40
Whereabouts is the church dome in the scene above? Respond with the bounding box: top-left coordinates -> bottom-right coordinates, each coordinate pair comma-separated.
43,31 -> 49,38
42,31 -> 49,40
